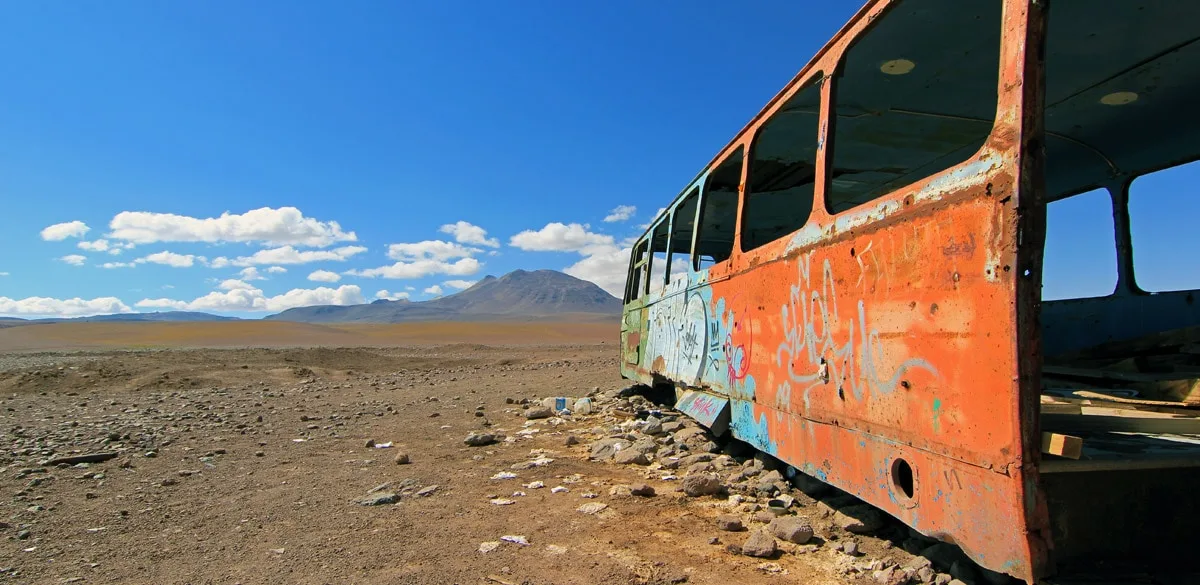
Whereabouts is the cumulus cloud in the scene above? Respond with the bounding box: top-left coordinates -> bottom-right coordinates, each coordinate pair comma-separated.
0,272 -> 8,277
374,290 -> 410,301
214,245 -> 367,267
439,221 -> 499,247
135,251 -> 197,268
238,267 -> 265,281
346,257 -> 481,279
107,206 -> 356,247
307,270 -> 341,283
387,240 -> 479,262
41,221 -> 90,241
603,205 -> 637,223
443,279 -> 477,290
266,266 -> 287,274
217,279 -> 257,291
509,222 -> 614,252
563,245 -> 632,297
60,254 -> 87,266
423,285 -> 444,296
137,283 -> 365,313
78,239 -> 110,252
0,296 -> 131,318
100,262 -> 135,269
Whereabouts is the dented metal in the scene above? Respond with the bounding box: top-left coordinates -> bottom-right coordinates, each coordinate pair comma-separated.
621,0 -> 1052,582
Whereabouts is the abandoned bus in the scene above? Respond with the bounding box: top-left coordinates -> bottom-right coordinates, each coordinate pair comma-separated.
619,0 -> 1200,582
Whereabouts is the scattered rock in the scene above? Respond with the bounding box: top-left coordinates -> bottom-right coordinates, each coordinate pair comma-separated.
842,541 -> 860,556
629,483 -> 655,497
464,432 -> 498,447
577,502 -> 608,515
364,439 -> 376,448
741,530 -> 778,558
393,452 -> 410,465
716,515 -> 744,532
359,493 -> 399,506
589,438 -> 632,461
564,435 -> 579,446
479,541 -> 501,554
524,406 -> 553,419
834,504 -> 885,534
768,516 -> 814,544
500,535 -> 529,546
680,473 -> 722,497
415,485 -> 438,497
642,416 -> 663,435
613,449 -> 650,465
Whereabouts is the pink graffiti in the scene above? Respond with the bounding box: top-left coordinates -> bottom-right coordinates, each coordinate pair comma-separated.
722,295 -> 753,383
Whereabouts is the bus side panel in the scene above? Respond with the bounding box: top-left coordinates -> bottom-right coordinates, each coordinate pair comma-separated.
637,187 -> 1037,579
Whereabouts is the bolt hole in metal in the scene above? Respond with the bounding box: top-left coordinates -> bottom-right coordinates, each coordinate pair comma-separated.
892,458 -> 916,502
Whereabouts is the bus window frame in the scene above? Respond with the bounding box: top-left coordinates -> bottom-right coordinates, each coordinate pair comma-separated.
695,144 -> 749,272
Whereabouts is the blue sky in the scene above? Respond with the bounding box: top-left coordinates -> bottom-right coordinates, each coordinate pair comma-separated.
1,1 -> 1196,318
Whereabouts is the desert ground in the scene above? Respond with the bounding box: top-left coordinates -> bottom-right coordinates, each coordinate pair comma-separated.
0,322 -> 1181,585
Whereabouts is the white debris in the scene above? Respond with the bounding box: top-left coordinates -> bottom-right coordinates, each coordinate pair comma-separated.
373,442 -> 393,449
551,486 -> 569,493
490,498 -> 516,506
511,491 -> 526,497
501,535 -> 529,546
523,481 -> 545,489
479,541 -> 501,553
491,471 -> 518,480
580,492 -> 598,499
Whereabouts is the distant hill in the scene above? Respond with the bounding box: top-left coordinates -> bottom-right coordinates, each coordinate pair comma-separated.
267,269 -> 622,323
0,311 -> 239,326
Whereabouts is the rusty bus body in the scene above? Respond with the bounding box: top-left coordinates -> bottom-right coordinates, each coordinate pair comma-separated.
619,1 -> 1200,582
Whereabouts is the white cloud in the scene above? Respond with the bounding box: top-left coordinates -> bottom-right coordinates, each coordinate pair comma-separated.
213,245 -> 366,267
135,251 -> 197,268
638,207 -> 668,230
218,279 -> 257,291
266,266 -> 287,274
162,284 -> 175,289
78,239 -> 110,252
423,285 -> 444,296
0,272 -> 9,277
562,245 -> 631,297
439,221 -> 499,247
238,267 -> 265,281
405,286 -> 415,291
509,222 -> 614,252
100,261 -> 135,269
0,296 -> 131,318
41,221 -> 90,241
60,254 -> 87,266
387,240 -> 479,262
374,289 -> 410,301
603,205 -> 637,223
346,257 -> 481,279
107,206 -> 356,247
137,283 -> 365,313
307,270 -> 341,283
443,279 -> 477,290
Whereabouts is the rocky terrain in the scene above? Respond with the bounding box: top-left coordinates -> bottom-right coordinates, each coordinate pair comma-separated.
0,337 -> 1184,584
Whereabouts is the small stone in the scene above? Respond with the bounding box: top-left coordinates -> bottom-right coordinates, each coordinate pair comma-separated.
708,536 -> 720,545
144,451 -> 157,458
564,435 -> 579,446
768,516 -> 814,544
364,439 -> 376,448
359,493 -> 399,506
642,416 -> 663,435
934,575 -> 953,585
254,451 -> 265,457
479,541 -> 501,553
741,530 -> 778,558
160,478 -> 178,486
833,504 -> 885,534
589,438 -> 632,461
577,502 -> 608,514
613,450 -> 650,465
843,541 -> 860,556
524,406 -> 553,419
716,514 -> 744,532
17,530 -> 31,540
464,432 -> 498,447
393,453 -> 410,465
917,567 -> 936,583
629,483 -> 655,497
680,473 -> 722,497
415,485 -> 438,497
